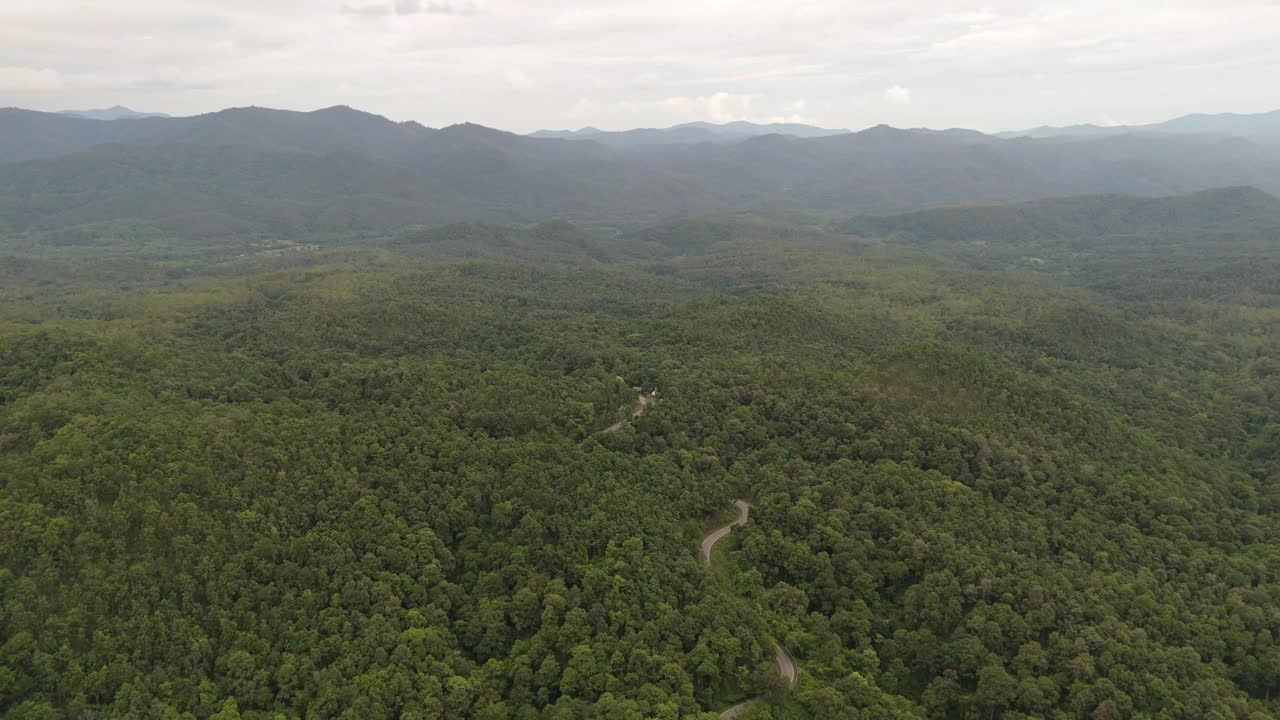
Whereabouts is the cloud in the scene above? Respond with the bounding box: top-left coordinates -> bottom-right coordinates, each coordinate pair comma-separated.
341,0 -> 486,17
570,92 -> 813,128
340,3 -> 391,17
662,92 -> 758,123
4,1 -> 1279,132
885,84 -> 912,104
632,72 -> 660,89
0,67 -> 65,92
504,68 -> 534,90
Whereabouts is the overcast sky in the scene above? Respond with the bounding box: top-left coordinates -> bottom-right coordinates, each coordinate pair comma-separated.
2,0 -> 1279,133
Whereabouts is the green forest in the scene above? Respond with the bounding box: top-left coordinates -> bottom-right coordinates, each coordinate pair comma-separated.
3,189 -> 1280,719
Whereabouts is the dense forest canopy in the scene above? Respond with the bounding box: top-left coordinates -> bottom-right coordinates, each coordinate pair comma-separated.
3,184 -> 1280,719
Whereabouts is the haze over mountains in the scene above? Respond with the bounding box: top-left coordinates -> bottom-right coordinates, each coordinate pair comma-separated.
1001,108 -> 1280,143
3,103 -> 1280,238
837,186 -> 1280,244
57,106 -> 171,121
529,120 -> 851,146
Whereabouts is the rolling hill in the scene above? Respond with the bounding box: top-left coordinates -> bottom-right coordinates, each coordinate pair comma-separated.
834,186 -> 1280,244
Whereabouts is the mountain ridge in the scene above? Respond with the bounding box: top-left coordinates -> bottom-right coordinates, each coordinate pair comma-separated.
4,104 -> 1280,236
58,105 -> 171,121
1000,108 -> 1280,142
835,186 -> 1280,243
529,119 -> 850,146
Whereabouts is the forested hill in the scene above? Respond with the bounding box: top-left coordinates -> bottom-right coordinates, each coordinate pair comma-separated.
6,106 -> 1280,235
4,188 -> 1280,718
835,186 -> 1280,244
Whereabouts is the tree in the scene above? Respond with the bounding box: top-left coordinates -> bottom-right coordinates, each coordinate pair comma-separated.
975,664 -> 1016,720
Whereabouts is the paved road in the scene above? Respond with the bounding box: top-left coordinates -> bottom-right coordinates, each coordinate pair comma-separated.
774,644 -> 797,686
700,499 -> 798,718
701,500 -> 750,566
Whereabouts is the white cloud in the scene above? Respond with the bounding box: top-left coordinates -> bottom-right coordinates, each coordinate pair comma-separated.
342,0 -> 486,17
662,92 -> 757,123
569,92 -> 814,127
0,67 -> 65,92
504,68 -> 534,90
1,0 -> 1278,132
632,72 -> 660,89
884,84 -> 912,104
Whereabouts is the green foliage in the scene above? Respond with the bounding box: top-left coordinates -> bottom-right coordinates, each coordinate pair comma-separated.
3,196 -> 1280,719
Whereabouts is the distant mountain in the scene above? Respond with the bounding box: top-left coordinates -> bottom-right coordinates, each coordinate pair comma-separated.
58,105 -> 171,121
1001,109 -> 1280,143
529,120 -> 849,147
0,142 -> 509,237
676,121 -> 851,139
0,105 -> 439,164
4,104 -> 1280,237
834,186 -> 1280,243
1158,110 -> 1280,137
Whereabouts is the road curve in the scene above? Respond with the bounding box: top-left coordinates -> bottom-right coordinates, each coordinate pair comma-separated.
701,500 -> 751,566
700,499 -> 798,718
774,644 -> 797,686
603,392 -> 652,433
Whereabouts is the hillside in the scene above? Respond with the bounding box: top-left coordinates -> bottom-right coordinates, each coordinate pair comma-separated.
3,192 -> 1280,718
0,142 -> 518,236
836,186 -> 1280,244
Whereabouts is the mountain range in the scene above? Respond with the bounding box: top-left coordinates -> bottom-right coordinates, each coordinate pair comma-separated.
4,104 -> 1280,238
529,120 -> 850,146
1001,109 -> 1280,143
58,105 -> 171,121
836,185 -> 1280,244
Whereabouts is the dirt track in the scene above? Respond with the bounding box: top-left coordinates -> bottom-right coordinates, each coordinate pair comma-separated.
603,393 -> 651,433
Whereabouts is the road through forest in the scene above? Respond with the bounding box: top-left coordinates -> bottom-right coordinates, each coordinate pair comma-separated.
701,500 -> 798,718
603,392 -> 652,433
604,396 -> 796,716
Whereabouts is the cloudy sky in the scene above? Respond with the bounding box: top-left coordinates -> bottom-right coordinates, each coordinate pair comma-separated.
2,0 -> 1278,133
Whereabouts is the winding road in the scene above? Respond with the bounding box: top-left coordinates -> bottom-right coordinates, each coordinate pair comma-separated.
701,500 -> 798,718
602,398 -> 796,716
603,392 -> 652,433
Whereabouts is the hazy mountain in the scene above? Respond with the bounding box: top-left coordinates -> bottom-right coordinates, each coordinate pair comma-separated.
0,106 -> 440,164
835,186 -> 1280,243
0,142 -> 511,237
656,125 -> 1280,213
677,120 -> 850,139
1158,110 -> 1280,138
59,105 -> 171,121
0,108 -> 169,164
1000,109 -> 1280,143
4,104 -> 1280,236
529,120 -> 849,146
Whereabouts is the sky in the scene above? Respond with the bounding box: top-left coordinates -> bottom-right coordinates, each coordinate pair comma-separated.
2,0 -> 1279,134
